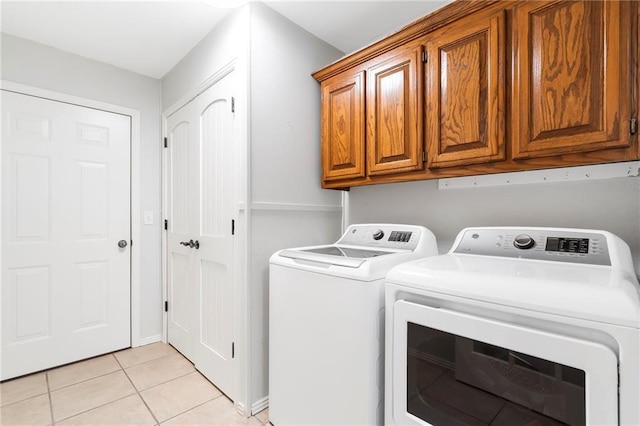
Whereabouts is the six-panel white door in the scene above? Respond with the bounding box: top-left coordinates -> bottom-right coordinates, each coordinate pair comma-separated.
166,72 -> 235,397
1,90 -> 131,380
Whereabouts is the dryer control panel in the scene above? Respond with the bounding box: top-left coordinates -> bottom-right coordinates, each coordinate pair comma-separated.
452,228 -> 612,266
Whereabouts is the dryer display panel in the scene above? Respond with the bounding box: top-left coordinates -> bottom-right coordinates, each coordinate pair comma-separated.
545,238 -> 589,254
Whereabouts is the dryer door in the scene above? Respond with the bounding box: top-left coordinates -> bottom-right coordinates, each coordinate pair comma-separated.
391,300 -> 618,426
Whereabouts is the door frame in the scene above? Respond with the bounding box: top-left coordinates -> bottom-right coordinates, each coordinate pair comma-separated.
1,80 -> 143,347
161,59 -> 249,413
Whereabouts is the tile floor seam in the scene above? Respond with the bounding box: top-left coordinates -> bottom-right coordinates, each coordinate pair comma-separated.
131,368 -> 197,393
157,393 -> 224,425
114,348 -> 174,369
2,344 -> 256,426
48,367 -> 123,393
51,392 -> 139,425
46,371 -> 54,426
47,370 -> 123,393
119,356 -> 162,425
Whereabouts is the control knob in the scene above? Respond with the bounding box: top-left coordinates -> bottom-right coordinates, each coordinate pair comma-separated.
372,229 -> 385,241
513,234 -> 535,250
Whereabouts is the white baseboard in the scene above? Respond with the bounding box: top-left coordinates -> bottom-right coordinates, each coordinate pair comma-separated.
235,401 -> 248,417
134,334 -> 162,347
251,396 -> 269,415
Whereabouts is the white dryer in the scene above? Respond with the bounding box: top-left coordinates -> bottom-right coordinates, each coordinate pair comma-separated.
385,227 -> 640,426
269,224 -> 438,426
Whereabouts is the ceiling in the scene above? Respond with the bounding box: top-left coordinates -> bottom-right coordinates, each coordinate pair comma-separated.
0,0 -> 450,79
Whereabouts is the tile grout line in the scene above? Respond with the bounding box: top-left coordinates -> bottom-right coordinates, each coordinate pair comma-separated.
46,354 -> 122,393
46,372 -> 55,426
50,355 -> 138,424
116,352 -> 162,425
52,351 -> 175,424
4,346 -> 236,426
159,393 -> 224,424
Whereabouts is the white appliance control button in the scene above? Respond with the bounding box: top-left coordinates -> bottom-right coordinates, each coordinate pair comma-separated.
372,229 -> 384,241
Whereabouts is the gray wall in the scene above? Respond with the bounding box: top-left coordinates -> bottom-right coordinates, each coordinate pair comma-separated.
249,1 -> 343,206
348,174 -> 640,275
161,2 -> 343,411
161,8 -> 246,110
1,33 -> 164,341
248,1 -> 344,408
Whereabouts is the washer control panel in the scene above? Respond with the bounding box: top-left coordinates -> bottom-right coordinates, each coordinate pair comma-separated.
337,224 -> 423,251
453,228 -> 611,266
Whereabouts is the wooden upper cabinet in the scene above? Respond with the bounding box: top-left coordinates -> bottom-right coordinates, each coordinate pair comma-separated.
366,47 -> 424,176
320,70 -> 366,181
512,1 -> 632,159
424,9 -> 506,168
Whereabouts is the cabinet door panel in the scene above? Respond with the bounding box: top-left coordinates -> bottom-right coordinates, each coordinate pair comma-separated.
425,10 -> 505,168
367,47 -> 423,176
321,71 -> 365,181
512,1 -> 631,159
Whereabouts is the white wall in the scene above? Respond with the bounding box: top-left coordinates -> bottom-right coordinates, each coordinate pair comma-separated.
1,33 -> 164,342
348,173 -> 640,275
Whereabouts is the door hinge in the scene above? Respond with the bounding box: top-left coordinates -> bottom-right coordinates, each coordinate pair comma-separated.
164,301 -> 168,312
232,342 -> 235,358
631,117 -> 637,135
164,137 -> 168,148
231,219 -> 235,235
164,219 -> 168,230
231,97 -> 235,113
422,51 -> 428,63
422,151 -> 427,162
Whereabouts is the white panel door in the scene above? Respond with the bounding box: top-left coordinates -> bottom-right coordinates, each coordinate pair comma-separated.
1,90 -> 131,380
166,104 -> 197,362
166,72 -> 235,397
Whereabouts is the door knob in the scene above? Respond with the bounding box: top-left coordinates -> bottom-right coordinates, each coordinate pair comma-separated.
118,240 -> 128,248
180,239 -> 200,249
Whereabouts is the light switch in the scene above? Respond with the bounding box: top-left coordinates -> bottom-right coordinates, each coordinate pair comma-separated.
144,211 -> 154,225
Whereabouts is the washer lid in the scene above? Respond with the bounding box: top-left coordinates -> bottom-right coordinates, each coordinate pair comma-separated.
279,246 -> 397,268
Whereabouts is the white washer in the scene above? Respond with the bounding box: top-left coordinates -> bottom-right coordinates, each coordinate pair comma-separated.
385,227 -> 640,426
269,224 -> 438,426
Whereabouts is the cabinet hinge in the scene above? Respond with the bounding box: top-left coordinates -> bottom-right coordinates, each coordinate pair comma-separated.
422,151 -> 427,162
631,117 -> 637,135
422,51 -> 428,63
231,219 -> 235,235
164,301 -> 168,312
164,137 -> 168,148
231,97 -> 235,113
232,342 -> 235,358
164,219 -> 168,230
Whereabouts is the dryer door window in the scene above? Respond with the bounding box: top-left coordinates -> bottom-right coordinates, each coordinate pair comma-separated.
392,301 -> 618,426
407,324 -> 585,425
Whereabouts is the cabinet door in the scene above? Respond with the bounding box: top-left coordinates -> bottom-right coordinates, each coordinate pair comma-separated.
512,1 -> 631,159
425,10 -> 505,168
367,47 -> 423,176
321,71 -> 365,182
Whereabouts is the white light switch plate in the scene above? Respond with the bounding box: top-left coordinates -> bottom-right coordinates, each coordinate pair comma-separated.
144,211 -> 153,225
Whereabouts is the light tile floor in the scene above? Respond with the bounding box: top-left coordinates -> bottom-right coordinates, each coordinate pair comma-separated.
0,342 -> 270,426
